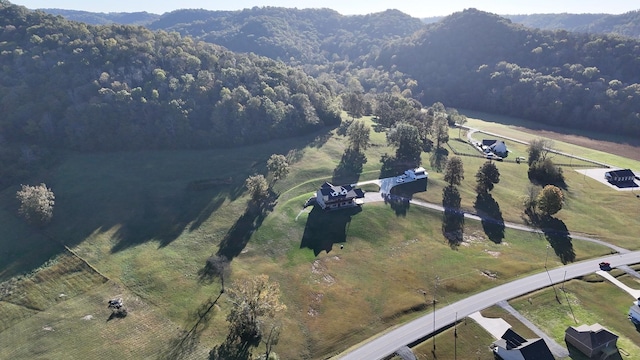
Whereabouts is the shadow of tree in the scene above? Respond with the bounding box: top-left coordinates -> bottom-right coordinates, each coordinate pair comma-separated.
111,188 -> 228,252
384,179 -> 428,217
332,148 -> 366,185
160,286 -> 225,360
336,119 -> 353,136
429,147 -> 449,172
379,154 -> 420,179
442,185 -> 464,248
473,193 -> 505,244
538,216 -> 575,264
216,195 -> 276,261
300,206 -> 362,256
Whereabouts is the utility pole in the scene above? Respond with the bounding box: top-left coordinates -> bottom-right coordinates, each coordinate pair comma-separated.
545,245 -> 561,304
432,275 -> 439,356
454,311 -> 458,360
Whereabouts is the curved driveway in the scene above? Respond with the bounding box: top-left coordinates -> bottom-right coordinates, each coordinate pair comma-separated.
336,181 -> 637,359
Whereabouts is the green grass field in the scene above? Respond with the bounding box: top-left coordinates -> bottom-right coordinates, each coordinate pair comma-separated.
1,113 -> 639,359
510,277 -> 640,360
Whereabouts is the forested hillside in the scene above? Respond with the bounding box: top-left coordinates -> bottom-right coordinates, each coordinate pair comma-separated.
147,7 -> 425,65
40,8 -> 160,25
377,9 -> 640,137
508,10 -> 640,38
0,1 -> 342,187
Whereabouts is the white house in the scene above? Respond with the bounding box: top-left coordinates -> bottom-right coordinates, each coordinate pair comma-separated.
404,167 -> 428,180
315,182 -> 365,210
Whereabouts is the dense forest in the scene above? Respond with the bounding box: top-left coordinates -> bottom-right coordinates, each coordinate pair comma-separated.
3,2 -> 640,189
0,1 -> 343,187
377,9 -> 640,137
508,11 -> 640,38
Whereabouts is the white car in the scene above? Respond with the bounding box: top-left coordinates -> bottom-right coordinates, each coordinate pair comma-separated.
396,176 -> 405,183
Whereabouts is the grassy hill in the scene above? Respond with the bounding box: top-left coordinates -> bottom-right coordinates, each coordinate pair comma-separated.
2,114 -> 640,358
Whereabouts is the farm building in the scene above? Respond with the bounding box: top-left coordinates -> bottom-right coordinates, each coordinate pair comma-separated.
492,328 -> 554,360
315,182 -> 365,210
564,323 -> 618,359
605,169 -> 636,183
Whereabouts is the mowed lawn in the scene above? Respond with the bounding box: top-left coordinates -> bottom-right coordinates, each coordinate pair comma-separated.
509,276 -> 640,360
0,113 -> 638,359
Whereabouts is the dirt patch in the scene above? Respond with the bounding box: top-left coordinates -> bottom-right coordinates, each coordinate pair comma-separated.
461,232 -> 487,247
511,125 -> 640,162
481,270 -> 498,279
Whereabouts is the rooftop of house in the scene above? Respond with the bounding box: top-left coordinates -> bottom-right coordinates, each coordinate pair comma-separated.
566,323 -> 618,349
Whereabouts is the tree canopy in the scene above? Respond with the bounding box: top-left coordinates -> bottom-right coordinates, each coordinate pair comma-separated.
475,161 -> 500,193
443,156 -> 465,186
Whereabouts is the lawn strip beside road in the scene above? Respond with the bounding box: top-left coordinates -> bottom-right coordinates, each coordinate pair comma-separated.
337,251 -> 640,359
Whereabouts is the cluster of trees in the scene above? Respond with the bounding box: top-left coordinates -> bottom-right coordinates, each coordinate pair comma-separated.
0,2 -> 342,187
377,8 -> 640,138
147,7 -> 424,66
526,139 -> 565,187
508,11 -> 640,39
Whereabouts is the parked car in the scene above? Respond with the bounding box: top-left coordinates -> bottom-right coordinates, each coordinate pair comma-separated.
485,153 -> 503,161
396,176 -> 405,183
599,262 -> 612,271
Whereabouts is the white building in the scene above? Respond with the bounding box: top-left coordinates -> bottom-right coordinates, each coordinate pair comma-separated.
404,167 -> 428,180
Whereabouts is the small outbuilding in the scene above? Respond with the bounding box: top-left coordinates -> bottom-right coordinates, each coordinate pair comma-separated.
605,169 -> 635,183
492,328 -> 554,360
564,323 -> 618,359
315,182 -> 365,210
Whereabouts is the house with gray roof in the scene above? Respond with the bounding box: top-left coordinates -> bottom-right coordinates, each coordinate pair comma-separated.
492,328 -> 554,360
315,182 -> 365,210
564,323 -> 619,359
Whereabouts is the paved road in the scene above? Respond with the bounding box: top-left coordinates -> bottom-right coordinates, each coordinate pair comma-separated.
338,251 -> 640,360
337,180 -> 636,359
361,191 -> 628,254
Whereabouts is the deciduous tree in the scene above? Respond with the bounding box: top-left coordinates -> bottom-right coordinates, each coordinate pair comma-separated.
443,156 -> 465,186
226,275 -> 286,347
527,138 -> 553,166
245,175 -> 269,201
475,161 -> 500,193
386,122 -> 422,162
266,154 -> 289,181
536,185 -> 564,216
16,183 -> 55,226
346,119 -> 370,152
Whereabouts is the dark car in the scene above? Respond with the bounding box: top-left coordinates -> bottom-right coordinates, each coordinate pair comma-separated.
599,262 -> 612,271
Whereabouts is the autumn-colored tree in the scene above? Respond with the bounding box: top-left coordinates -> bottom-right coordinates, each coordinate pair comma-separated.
536,185 -> 564,216
227,275 -> 286,348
